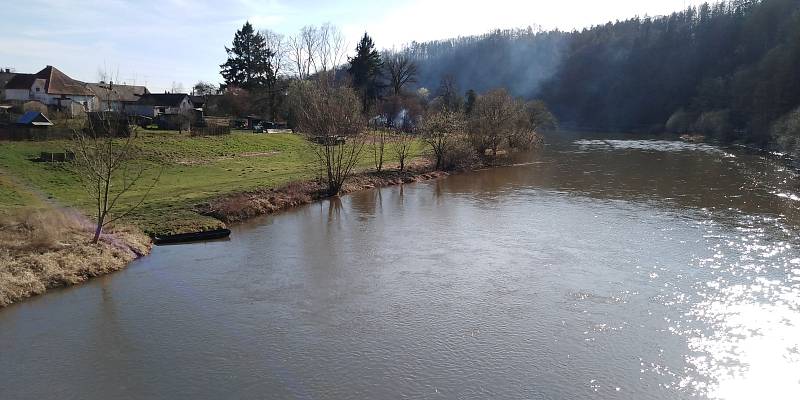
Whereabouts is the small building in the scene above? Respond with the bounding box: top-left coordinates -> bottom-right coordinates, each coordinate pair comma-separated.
127,93 -> 194,117
4,66 -> 96,113
16,111 -> 53,126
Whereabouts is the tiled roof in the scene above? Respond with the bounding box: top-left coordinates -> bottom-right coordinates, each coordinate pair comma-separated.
88,82 -> 149,103
4,66 -> 93,96
136,93 -> 191,107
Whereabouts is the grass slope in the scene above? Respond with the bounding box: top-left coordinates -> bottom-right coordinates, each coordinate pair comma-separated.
0,130 -> 425,234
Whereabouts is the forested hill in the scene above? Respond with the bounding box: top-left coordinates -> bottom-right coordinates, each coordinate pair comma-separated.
402,0 -> 800,152
403,28 -> 570,99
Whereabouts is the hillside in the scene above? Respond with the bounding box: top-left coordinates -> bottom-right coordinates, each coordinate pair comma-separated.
402,0 -> 800,154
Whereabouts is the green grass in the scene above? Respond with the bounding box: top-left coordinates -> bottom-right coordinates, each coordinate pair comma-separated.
0,173 -> 42,212
0,130 -> 426,234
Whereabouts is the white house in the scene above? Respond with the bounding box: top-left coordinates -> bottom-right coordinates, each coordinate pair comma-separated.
3,66 -> 96,113
126,93 -> 194,117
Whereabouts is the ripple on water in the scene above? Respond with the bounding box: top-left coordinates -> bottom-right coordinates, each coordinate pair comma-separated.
573,139 -> 734,156
664,212 -> 800,399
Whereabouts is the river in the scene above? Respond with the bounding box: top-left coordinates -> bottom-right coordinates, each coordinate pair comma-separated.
2,133 -> 799,399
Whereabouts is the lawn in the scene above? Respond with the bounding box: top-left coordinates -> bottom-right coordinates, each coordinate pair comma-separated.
0,130 -> 427,234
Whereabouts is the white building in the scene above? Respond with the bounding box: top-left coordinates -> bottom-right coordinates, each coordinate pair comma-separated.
3,66 -> 96,113
126,93 -> 194,117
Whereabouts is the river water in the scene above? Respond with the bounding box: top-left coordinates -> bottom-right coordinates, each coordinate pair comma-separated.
2,134 -> 800,399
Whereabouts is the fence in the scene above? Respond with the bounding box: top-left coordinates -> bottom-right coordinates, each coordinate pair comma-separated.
0,126 -> 73,141
190,125 -> 231,136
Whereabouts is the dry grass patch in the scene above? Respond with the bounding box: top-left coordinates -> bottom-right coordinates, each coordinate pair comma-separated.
0,208 -> 151,307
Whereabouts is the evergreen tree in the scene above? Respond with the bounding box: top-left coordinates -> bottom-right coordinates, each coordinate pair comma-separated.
220,22 -> 276,91
348,32 -> 383,112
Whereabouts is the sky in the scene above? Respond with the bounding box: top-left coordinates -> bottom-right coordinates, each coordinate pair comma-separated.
0,0 -> 708,93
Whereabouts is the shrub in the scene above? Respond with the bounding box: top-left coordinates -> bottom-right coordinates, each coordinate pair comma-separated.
440,138 -> 479,171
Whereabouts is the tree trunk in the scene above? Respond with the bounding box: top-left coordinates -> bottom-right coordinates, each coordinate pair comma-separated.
92,222 -> 102,244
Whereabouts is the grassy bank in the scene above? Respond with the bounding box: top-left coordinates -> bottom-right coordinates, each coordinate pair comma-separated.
0,208 -> 151,307
0,130 -> 427,235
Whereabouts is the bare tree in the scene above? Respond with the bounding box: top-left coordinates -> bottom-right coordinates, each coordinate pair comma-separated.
385,55 -> 418,95
71,84 -> 160,243
300,25 -> 320,77
288,34 -> 308,79
469,88 -> 518,157
317,23 -> 347,73
421,109 -> 465,170
193,81 -> 218,96
394,132 -> 414,171
371,129 -> 387,172
508,100 -> 554,150
261,29 -> 289,78
296,79 -> 365,195
287,23 -> 347,79
470,89 -> 552,156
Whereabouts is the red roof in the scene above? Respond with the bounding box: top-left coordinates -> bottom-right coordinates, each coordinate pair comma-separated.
4,66 -> 93,96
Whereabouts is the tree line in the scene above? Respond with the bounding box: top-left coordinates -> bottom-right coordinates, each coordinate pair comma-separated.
398,0 -> 800,155
210,22 -> 557,196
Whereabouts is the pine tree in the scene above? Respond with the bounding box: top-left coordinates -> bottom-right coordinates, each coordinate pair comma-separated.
347,32 -> 383,112
220,22 -> 276,91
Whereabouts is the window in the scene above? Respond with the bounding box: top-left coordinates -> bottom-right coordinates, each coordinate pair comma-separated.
35,87 -> 40,92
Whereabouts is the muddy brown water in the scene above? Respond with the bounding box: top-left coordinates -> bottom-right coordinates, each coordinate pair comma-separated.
2,133 -> 799,399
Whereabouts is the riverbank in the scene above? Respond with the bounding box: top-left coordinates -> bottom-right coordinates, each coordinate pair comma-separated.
0,130 -> 427,236
0,163 -> 448,307
0,208 -> 151,307
198,161 -> 448,224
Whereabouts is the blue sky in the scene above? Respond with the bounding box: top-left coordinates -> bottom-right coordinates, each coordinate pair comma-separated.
0,0 -> 706,92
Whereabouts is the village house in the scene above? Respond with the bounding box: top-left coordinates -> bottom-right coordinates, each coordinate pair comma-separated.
126,93 -> 194,117
87,82 -> 149,112
3,66 -> 96,115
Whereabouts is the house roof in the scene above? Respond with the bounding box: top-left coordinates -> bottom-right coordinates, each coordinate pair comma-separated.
0,72 -> 16,89
36,66 -> 93,95
17,111 -> 53,126
135,93 -> 191,107
88,82 -> 149,103
4,66 -> 93,96
4,73 -> 36,90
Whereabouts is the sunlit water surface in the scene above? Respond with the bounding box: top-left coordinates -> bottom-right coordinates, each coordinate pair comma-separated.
1,134 -> 799,399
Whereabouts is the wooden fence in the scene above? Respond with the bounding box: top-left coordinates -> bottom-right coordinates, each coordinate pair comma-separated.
190,125 -> 231,136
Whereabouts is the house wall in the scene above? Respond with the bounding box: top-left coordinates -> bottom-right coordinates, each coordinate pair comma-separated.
30,79 -> 47,103
128,97 -> 193,117
126,104 -> 156,117
165,98 -> 193,115
4,88 -> 30,101
3,83 -> 95,112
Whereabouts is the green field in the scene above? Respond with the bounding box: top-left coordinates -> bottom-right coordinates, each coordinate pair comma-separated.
0,130 -> 426,235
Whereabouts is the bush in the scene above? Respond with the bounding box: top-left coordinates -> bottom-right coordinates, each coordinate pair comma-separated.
440,138 -> 479,171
